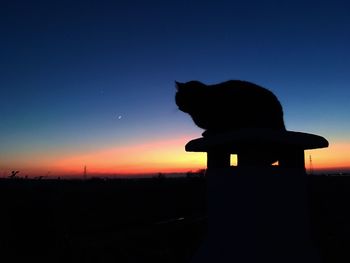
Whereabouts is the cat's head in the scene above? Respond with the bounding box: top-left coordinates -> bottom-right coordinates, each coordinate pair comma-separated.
175,81 -> 212,128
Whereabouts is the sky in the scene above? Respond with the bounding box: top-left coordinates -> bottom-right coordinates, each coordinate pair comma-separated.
1,0 -> 350,177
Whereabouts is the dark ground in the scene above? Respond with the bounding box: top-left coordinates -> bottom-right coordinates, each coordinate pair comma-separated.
0,177 -> 207,263
0,176 -> 349,263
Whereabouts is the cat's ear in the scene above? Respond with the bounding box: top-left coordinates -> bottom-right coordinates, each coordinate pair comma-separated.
176,80 -> 205,90
175,81 -> 183,90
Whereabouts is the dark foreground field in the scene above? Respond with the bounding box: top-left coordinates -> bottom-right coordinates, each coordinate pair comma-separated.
0,177 -> 207,263
0,176 -> 350,263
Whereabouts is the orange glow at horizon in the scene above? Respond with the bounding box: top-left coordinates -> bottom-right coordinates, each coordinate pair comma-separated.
2,136 -> 350,177
305,141 -> 350,171
52,136 -> 207,176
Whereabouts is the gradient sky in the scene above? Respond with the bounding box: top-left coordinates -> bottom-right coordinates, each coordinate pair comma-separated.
1,0 -> 350,177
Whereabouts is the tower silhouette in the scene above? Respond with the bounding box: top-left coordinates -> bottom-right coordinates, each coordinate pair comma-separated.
309,155 -> 314,175
83,165 -> 87,180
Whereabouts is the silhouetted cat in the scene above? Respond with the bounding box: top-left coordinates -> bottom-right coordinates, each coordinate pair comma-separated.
175,80 -> 286,137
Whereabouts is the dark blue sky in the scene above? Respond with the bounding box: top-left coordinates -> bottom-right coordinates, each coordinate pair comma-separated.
1,0 -> 350,175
